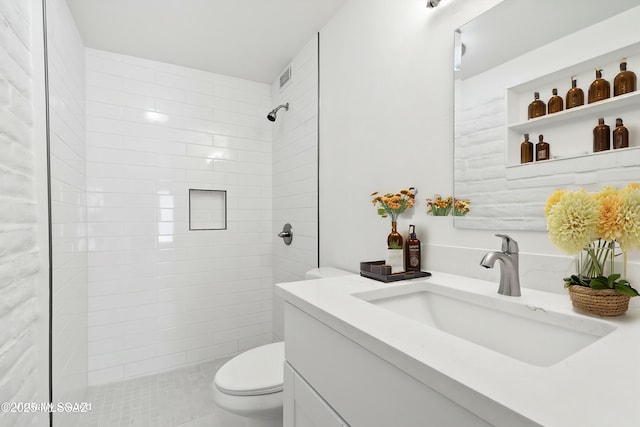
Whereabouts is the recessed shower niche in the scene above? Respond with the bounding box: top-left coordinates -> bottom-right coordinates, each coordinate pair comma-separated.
189,189 -> 227,230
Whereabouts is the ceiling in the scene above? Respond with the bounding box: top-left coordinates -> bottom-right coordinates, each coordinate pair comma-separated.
65,0 -> 347,83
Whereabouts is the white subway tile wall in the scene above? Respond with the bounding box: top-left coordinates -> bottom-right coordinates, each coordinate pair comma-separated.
455,93 -> 640,231
85,48 -> 273,385
271,36 -> 319,340
0,1 -> 42,426
47,0 -> 90,417
454,97 -> 516,229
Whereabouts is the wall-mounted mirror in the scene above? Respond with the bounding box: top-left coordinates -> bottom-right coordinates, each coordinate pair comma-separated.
454,0 -> 640,231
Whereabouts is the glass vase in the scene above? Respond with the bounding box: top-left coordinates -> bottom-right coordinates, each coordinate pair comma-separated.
577,240 -> 624,280
387,221 -> 403,249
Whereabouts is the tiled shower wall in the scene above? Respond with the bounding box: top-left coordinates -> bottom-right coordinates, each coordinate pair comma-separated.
85,49 -> 274,385
46,0 -> 89,412
0,0 -> 43,425
271,35 -> 319,340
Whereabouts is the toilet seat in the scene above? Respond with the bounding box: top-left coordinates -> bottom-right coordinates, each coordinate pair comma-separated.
214,342 -> 284,396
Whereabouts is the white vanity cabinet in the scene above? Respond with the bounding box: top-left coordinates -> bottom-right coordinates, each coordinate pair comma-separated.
282,303 -> 512,427
283,362 -> 349,427
277,273 -> 640,426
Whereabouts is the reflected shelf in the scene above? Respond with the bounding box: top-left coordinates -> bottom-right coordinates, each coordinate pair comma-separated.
506,145 -> 640,169
508,90 -> 640,132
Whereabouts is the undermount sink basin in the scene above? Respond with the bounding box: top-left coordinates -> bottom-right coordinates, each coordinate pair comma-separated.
354,282 -> 616,366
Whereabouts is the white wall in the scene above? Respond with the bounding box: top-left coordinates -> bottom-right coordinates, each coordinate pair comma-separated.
317,0 -> 602,294
0,0 -> 47,425
271,35 -> 319,340
46,0 -> 89,416
85,49 -> 274,385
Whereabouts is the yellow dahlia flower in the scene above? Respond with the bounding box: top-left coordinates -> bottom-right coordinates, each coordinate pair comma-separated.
544,189 -> 565,217
596,185 -> 618,199
625,182 -> 640,192
596,190 -> 624,242
619,186 -> 640,251
546,190 -> 598,254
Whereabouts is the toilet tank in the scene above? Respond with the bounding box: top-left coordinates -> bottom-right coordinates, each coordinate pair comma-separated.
305,267 -> 351,280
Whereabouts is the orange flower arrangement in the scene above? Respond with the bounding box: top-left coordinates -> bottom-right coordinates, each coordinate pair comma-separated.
453,198 -> 470,216
371,188 -> 416,222
426,195 -> 453,216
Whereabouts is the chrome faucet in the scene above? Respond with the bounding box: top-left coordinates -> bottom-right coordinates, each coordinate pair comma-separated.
480,234 -> 521,297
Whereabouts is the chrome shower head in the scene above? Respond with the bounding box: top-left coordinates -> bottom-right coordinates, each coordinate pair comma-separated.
267,103 -> 289,122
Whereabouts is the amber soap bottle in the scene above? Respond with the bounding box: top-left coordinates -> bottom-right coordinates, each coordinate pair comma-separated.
535,135 -> 550,161
614,60 -> 637,96
547,88 -> 564,114
520,133 -> 533,163
613,118 -> 629,149
528,92 -> 546,119
593,118 -> 610,152
566,77 -> 584,109
588,69 -> 610,104
405,225 -> 421,272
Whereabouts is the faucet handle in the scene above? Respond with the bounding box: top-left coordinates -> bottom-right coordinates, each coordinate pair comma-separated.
495,234 -> 519,253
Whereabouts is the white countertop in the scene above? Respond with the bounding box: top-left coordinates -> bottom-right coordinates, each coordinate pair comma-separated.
276,272 -> 640,427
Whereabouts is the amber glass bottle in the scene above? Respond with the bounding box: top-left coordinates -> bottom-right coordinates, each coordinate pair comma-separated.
547,88 -> 564,114
566,77 -> 584,109
613,118 -> 629,149
528,92 -> 546,119
387,221 -> 403,249
520,134 -> 533,163
593,118 -> 610,152
535,135 -> 550,161
588,69 -> 610,104
614,60 -> 637,96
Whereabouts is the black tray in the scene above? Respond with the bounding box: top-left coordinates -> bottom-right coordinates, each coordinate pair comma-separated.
359,260 -> 431,283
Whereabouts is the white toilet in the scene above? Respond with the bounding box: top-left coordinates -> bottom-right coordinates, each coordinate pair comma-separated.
212,267 -> 350,427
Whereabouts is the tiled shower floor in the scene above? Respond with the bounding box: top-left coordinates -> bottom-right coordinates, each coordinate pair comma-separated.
73,358 -> 233,427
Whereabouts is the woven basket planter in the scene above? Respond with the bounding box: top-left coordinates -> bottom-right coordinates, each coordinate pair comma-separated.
568,285 -> 631,317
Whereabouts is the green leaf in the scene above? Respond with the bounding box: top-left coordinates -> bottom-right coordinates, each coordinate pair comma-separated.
570,274 -> 581,282
564,275 -> 588,288
590,279 -> 608,290
377,208 -> 385,216
615,284 -> 640,297
607,274 -> 621,287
